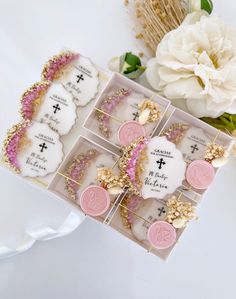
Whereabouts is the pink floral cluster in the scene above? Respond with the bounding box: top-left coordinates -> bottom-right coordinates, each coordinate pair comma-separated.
166,127 -> 186,143
67,151 -> 98,197
42,52 -> 79,82
100,89 -> 131,135
126,138 -> 149,186
5,124 -> 28,171
127,195 -> 142,225
21,83 -> 50,120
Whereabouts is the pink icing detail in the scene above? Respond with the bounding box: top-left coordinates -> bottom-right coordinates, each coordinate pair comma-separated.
186,160 -> 215,190
126,138 -> 149,187
126,195 -> 142,224
99,88 -> 131,136
66,151 -> 98,197
5,124 -> 29,171
43,52 -> 79,81
118,121 -> 146,146
21,82 -> 50,120
166,127 -> 185,143
80,185 -> 110,216
147,221 -> 177,250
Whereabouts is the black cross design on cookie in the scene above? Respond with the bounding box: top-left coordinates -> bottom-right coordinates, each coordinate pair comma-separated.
77,74 -> 84,83
156,158 -> 166,170
53,104 -> 61,114
158,207 -> 166,217
39,142 -> 48,153
132,112 -> 139,121
190,144 -> 199,154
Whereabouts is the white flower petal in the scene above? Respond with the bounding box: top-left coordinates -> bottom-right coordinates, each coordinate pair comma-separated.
145,58 -> 161,90
164,77 -> 202,99
108,57 -> 120,72
145,13 -> 236,117
187,97 -> 226,117
225,100 -> 236,114
158,66 -> 193,83
182,11 -> 208,25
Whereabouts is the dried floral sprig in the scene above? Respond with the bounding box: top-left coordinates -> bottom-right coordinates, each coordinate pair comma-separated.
166,195 -> 197,228
126,0 -> 188,55
120,194 -> 142,229
204,143 -> 225,163
97,167 -> 124,195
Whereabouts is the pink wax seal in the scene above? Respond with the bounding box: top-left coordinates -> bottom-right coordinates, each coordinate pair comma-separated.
118,121 -> 146,146
80,185 -> 110,217
186,160 -> 215,190
147,221 -> 176,250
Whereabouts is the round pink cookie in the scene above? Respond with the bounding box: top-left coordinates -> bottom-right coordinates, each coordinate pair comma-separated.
118,121 -> 146,146
186,160 -> 215,190
80,185 -> 110,217
147,221 -> 176,250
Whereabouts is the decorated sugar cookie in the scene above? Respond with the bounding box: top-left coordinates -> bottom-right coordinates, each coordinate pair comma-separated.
42,51 -> 99,106
20,81 -> 50,120
141,136 -> 186,199
21,82 -> 77,135
118,136 -> 186,198
177,127 -> 212,162
42,51 -> 80,82
161,124 -> 212,162
63,151 -> 118,202
62,55 -> 99,106
118,136 -> 149,195
96,88 -> 132,138
96,89 -> 160,141
3,121 -> 63,177
131,198 -> 167,241
64,149 -> 99,201
120,194 -> 142,228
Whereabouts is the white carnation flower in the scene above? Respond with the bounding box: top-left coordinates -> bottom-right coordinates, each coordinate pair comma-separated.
146,12 -> 236,118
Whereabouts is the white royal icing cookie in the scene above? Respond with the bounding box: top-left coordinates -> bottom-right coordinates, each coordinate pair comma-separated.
62,55 -> 99,106
131,198 -> 167,241
141,136 -> 186,199
35,83 -> 77,135
18,122 -> 63,177
177,127 -> 211,162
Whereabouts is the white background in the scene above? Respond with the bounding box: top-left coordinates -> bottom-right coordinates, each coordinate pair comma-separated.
0,1 -> 236,298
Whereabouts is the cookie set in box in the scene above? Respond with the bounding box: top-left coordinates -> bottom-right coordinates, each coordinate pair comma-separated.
1,50 -> 235,260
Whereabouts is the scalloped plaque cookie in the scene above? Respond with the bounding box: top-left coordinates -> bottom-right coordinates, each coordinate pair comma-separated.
61,55 -> 99,106
21,82 -> 77,135
177,127 -> 211,162
4,121 -> 63,177
141,136 -> 186,199
35,83 -> 77,135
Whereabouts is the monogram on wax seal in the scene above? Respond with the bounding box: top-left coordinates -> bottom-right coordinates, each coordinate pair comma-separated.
118,121 -> 146,146
186,160 -> 215,190
141,136 -> 186,199
80,185 -> 110,216
131,198 -> 167,241
147,221 -> 176,250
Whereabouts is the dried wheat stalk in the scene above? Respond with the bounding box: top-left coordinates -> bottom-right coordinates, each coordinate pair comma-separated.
126,0 -> 188,56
